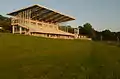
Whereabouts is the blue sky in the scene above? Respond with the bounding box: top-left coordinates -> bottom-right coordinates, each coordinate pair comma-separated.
0,0 -> 120,31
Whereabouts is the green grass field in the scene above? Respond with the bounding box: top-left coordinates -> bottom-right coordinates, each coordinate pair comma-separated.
0,33 -> 120,79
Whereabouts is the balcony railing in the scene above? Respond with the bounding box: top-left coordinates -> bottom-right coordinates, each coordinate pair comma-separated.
11,17 -> 59,30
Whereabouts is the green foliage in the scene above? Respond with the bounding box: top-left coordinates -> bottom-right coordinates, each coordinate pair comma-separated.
0,15 -> 11,32
78,23 -> 96,40
83,23 -> 96,38
0,33 -> 120,79
78,23 -> 120,41
83,23 -> 92,31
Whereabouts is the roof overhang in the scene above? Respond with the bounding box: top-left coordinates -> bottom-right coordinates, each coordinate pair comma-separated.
7,4 -> 75,23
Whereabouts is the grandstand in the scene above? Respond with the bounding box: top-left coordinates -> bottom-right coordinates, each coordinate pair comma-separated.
7,4 -> 76,39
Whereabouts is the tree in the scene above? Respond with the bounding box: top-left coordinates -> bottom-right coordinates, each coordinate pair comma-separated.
0,15 -> 11,32
102,30 -> 112,41
83,23 -> 92,36
83,23 -> 96,39
77,23 -> 120,41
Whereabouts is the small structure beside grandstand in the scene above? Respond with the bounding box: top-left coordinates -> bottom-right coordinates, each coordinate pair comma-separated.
7,4 -> 76,39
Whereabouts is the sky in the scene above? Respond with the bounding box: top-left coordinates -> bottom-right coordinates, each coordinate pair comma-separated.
0,0 -> 120,31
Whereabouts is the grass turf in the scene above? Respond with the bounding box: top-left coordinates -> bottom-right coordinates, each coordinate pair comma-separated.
0,33 -> 120,79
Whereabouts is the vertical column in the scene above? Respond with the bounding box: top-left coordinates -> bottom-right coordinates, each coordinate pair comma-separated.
21,11 -> 23,24
19,12 -> 21,23
22,11 -> 24,24
29,9 -> 31,24
27,9 -> 31,34
19,26 -> 22,34
12,26 -> 15,34
27,9 -> 29,25
19,12 -> 21,24
23,11 -> 25,24
24,10 -> 26,24
28,9 -> 30,25
17,13 -> 20,24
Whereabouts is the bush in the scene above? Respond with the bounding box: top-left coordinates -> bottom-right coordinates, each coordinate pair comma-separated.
0,29 -> 10,33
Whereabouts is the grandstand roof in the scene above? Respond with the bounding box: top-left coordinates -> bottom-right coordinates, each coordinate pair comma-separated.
7,4 -> 75,23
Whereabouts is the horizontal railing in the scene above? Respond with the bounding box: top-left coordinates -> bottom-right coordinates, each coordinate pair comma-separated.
11,17 -> 59,30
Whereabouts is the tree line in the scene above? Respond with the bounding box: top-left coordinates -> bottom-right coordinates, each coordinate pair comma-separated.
0,14 -> 120,41
59,23 -> 120,41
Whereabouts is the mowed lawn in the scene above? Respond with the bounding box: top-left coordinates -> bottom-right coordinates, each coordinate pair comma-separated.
0,33 -> 120,79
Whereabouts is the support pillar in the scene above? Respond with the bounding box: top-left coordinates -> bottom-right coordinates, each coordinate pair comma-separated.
19,26 -> 22,34
12,26 -> 15,34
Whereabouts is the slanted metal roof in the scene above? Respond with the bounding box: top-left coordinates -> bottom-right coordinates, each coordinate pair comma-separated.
7,4 -> 75,23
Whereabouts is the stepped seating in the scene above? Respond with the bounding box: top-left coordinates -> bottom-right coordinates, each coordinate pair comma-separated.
18,22 -> 75,36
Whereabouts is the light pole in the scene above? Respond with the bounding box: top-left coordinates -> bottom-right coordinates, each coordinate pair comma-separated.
117,36 -> 119,43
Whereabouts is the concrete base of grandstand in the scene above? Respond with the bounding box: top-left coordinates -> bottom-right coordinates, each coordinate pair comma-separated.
31,33 -> 75,39
12,26 -> 75,39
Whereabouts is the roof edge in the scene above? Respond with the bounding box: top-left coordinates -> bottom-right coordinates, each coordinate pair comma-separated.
7,4 -> 75,20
